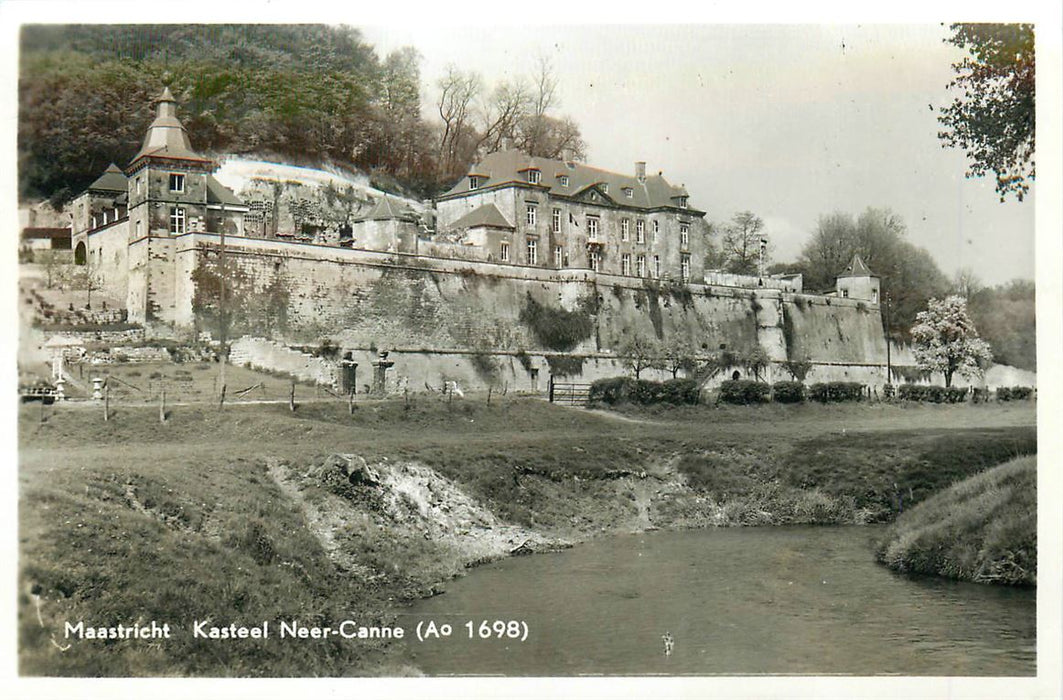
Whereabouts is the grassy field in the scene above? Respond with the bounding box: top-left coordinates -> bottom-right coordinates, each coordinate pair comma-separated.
18,394 -> 1037,676
876,456 -> 1036,585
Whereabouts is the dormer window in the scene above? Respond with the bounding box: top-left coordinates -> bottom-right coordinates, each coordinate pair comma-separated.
469,176 -> 480,190
623,187 -> 633,198
169,173 -> 185,193
601,183 -> 609,194
559,175 -> 570,187
527,169 -> 541,184
676,196 -> 688,209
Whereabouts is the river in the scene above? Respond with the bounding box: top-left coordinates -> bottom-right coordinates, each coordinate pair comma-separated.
398,526 -> 1035,676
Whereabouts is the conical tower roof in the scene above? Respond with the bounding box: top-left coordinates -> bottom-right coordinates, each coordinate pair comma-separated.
129,87 -> 211,166
837,254 -> 878,278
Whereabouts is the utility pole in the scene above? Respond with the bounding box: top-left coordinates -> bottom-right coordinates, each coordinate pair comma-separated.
218,205 -> 227,407
885,291 -> 892,383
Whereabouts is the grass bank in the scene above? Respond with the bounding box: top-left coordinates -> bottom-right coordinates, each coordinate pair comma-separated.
19,395 -> 1036,675
875,456 -> 1036,586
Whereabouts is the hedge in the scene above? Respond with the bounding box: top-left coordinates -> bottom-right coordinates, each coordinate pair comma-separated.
772,381 -> 805,403
808,381 -> 865,403
997,386 -> 1034,401
718,379 -> 770,405
896,384 -> 969,403
589,377 -> 700,406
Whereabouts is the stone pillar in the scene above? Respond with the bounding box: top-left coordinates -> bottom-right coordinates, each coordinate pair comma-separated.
340,355 -> 359,395
92,377 -> 103,400
371,351 -> 394,395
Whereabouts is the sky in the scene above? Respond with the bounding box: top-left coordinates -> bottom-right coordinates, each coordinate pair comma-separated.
361,23 -> 1035,286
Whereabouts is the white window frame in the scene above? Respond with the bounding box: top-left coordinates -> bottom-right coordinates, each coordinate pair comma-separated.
136,177 -> 142,195
590,251 -> 602,272
636,220 -> 645,244
653,220 -> 659,243
621,218 -> 630,241
554,245 -> 564,269
636,254 -> 646,277
677,196 -> 688,209
525,203 -> 537,227
621,253 -> 631,276
559,175 -> 570,187
469,176 -> 480,190
601,182 -> 609,194
680,223 -> 690,248
552,208 -> 562,234
527,238 -> 538,265
681,253 -> 691,281
527,170 -> 541,184
653,255 -> 661,279
623,187 -> 633,199
169,173 -> 185,193
587,217 -> 599,242
500,241 -> 510,262
170,206 -> 186,234
136,219 -> 143,238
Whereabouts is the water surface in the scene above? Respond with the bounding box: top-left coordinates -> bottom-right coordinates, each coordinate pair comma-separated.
399,526 -> 1035,676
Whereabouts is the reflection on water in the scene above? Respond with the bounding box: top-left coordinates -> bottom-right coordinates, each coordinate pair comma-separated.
400,526 -> 1035,676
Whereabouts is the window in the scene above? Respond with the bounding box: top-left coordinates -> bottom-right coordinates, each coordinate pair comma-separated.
681,254 -> 691,282
653,255 -> 661,279
559,175 -> 570,187
136,219 -> 143,238
552,208 -> 562,234
590,251 -> 602,272
680,223 -> 690,248
621,253 -> 631,276
653,220 -> 659,243
91,215 -> 98,229
636,220 -> 645,244
136,177 -> 142,195
102,210 -> 109,225
601,183 -> 609,194
169,173 -> 185,193
469,176 -> 480,190
170,206 -> 186,234
527,169 -> 541,184
587,217 -> 599,242
554,245 -> 564,269
500,241 -> 510,262
621,218 -> 630,241
527,238 -> 538,265
677,196 -> 688,209
636,255 -> 646,277
842,289 -> 849,298
623,187 -> 633,198
872,288 -> 879,304
525,203 -> 537,227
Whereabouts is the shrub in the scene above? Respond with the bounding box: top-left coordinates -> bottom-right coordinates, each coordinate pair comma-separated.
971,387 -> 990,403
999,385 -> 1033,401
519,293 -> 596,352
718,379 -> 770,405
883,383 -> 896,400
544,354 -> 584,378
897,384 -> 968,403
809,381 -> 864,403
589,377 -> 700,406
772,381 -> 805,403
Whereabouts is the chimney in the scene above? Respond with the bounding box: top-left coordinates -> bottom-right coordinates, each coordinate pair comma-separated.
635,161 -> 646,182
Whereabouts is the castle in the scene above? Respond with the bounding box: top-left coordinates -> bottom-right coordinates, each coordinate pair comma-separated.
60,88 -> 893,393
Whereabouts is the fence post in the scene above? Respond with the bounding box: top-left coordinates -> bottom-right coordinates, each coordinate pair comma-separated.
548,376 -> 554,403
104,385 -> 110,422
289,381 -> 296,412
159,390 -> 166,424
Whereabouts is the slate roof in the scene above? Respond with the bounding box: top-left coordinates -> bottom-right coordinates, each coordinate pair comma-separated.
838,254 -> 877,278
21,227 -> 72,240
205,175 -> 245,207
439,149 -> 700,213
449,203 -> 514,230
354,195 -> 417,222
88,164 -> 128,193
130,87 -> 212,165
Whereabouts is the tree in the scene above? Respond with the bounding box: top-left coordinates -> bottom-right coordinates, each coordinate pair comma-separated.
617,335 -> 659,380
659,336 -> 698,378
938,24 -> 1035,201
910,295 -> 993,387
721,211 -> 768,275
436,66 -> 482,183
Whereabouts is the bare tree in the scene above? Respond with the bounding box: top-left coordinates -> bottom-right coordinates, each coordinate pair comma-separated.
437,66 -> 482,181
952,267 -> 984,301
722,211 -> 768,275
478,79 -> 531,154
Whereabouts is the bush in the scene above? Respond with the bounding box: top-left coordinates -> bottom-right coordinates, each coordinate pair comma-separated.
998,386 -> 1033,401
898,384 -> 969,403
971,387 -> 990,403
772,381 -> 805,403
883,383 -> 896,400
808,381 -> 864,403
589,377 -> 699,406
718,379 -> 770,405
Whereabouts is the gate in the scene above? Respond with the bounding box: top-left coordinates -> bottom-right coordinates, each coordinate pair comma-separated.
548,378 -> 591,406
